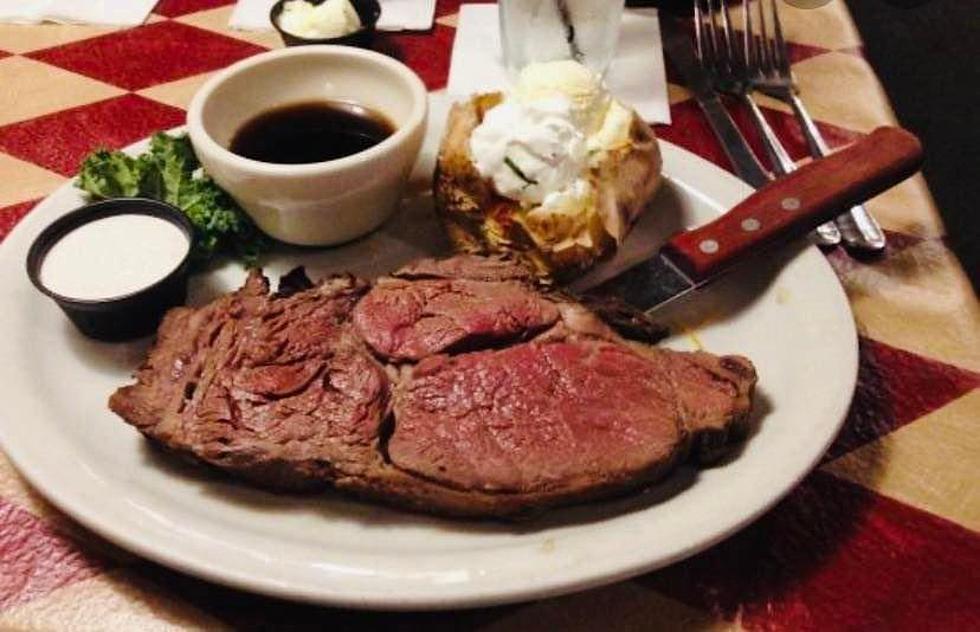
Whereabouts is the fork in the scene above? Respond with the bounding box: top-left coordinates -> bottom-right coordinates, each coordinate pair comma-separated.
693,0 -> 842,247
746,0 -> 887,252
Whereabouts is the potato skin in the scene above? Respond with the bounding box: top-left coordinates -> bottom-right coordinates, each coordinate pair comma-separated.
433,92 -> 663,281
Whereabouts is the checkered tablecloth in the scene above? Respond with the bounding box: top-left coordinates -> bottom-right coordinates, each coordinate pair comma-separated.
1,1 -> 978,629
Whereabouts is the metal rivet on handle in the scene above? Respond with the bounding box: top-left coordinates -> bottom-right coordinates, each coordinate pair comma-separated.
699,239 -> 719,254
781,197 -> 801,211
741,218 -> 761,232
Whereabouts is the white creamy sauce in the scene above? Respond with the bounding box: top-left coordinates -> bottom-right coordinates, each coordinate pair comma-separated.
40,214 -> 189,300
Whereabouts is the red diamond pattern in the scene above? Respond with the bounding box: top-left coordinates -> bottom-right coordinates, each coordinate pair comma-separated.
153,0 -> 236,18
824,337 -> 980,461
28,21 -> 266,91
728,100 -> 864,165
436,0 -> 492,19
375,0 -> 496,91
825,230 -> 929,274
376,25 -> 458,91
781,39 -> 833,65
644,472 -> 980,631
657,99 -> 865,180
656,99 -> 739,174
0,500 -> 105,609
838,45 -> 866,58
0,199 -> 40,244
0,94 -> 186,176
876,229 -> 926,254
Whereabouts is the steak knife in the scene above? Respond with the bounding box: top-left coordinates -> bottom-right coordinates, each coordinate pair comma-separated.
592,127 -> 923,313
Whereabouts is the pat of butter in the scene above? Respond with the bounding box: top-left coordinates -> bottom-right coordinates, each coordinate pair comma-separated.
279,0 -> 361,39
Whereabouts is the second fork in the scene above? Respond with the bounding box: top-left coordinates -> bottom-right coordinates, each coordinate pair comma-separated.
694,0 -> 842,246
745,0 -> 887,252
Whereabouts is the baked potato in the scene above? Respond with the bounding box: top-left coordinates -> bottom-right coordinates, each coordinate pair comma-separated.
434,92 -> 663,281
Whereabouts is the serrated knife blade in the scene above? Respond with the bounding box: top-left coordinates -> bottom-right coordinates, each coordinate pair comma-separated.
588,127 -> 923,314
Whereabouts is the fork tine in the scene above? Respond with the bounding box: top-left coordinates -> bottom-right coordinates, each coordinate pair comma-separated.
769,0 -> 792,76
705,0 -> 720,67
694,0 -> 707,62
756,0 -> 773,75
718,0 -> 737,72
742,0 -> 755,73
695,0 -> 709,63
694,0 -> 703,60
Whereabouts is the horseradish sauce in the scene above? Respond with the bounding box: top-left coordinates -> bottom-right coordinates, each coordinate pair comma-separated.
40,214 -> 190,300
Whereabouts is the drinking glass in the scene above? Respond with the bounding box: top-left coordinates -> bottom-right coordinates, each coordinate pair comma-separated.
499,0 -> 626,76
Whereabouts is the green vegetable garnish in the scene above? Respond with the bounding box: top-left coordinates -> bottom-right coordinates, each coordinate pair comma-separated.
78,133 -> 267,267
504,156 -> 538,187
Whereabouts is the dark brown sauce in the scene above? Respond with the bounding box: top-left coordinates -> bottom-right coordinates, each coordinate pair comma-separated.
229,100 -> 395,164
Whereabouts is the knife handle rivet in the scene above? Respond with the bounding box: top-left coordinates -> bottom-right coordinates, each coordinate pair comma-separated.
741,218 -> 761,232
781,197 -> 801,211
699,239 -> 719,254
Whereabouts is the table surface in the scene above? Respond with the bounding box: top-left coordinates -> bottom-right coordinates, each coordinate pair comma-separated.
1,1 -> 978,630
845,0 -> 980,291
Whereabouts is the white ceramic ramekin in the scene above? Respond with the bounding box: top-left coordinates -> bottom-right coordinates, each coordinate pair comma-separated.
187,46 -> 427,246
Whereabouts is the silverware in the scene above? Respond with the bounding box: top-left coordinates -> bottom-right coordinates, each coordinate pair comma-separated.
747,0 -> 887,252
660,13 -> 771,189
592,128 -> 921,313
693,0 -> 841,246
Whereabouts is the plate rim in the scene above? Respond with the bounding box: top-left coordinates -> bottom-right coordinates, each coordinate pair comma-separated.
0,135 -> 858,610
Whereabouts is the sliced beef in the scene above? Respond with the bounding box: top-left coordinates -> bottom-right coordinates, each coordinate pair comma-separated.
110,269 -> 387,490
624,346 -> 757,463
110,255 -> 758,518
389,339 -> 687,494
664,352 -> 756,461
392,254 -> 536,283
352,276 -> 560,361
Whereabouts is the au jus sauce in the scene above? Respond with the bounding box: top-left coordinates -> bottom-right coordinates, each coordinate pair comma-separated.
230,100 -> 395,164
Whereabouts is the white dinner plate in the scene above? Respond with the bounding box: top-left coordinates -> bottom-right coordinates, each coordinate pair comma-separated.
0,94 -> 857,610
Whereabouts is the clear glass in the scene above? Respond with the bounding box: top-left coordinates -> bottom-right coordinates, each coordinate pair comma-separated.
499,0 -> 626,76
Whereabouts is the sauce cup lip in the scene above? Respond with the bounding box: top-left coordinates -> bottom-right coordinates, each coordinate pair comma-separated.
26,197 -> 196,307
186,45 -> 428,176
269,0 -> 382,47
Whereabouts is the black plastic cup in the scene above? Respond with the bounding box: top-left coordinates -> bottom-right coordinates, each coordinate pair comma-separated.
26,198 -> 195,342
270,0 -> 382,48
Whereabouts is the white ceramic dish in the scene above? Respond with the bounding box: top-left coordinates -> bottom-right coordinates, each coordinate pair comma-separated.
0,93 -> 857,610
188,46 -> 427,246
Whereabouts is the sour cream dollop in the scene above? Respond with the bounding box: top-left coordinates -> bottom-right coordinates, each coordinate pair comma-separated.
469,97 -> 587,205
278,0 -> 361,39
468,60 -> 633,220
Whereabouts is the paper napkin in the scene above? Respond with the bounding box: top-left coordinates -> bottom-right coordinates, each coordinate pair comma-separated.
229,0 -> 436,32
447,4 -> 671,124
0,0 -> 157,26
376,0 -> 436,31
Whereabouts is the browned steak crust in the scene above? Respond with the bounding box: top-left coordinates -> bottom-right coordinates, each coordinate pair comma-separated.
110,270 -> 385,490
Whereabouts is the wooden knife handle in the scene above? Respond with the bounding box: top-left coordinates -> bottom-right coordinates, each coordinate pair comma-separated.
663,126 -> 923,281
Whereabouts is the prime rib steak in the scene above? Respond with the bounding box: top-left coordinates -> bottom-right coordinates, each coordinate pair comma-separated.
110,255 -> 757,517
